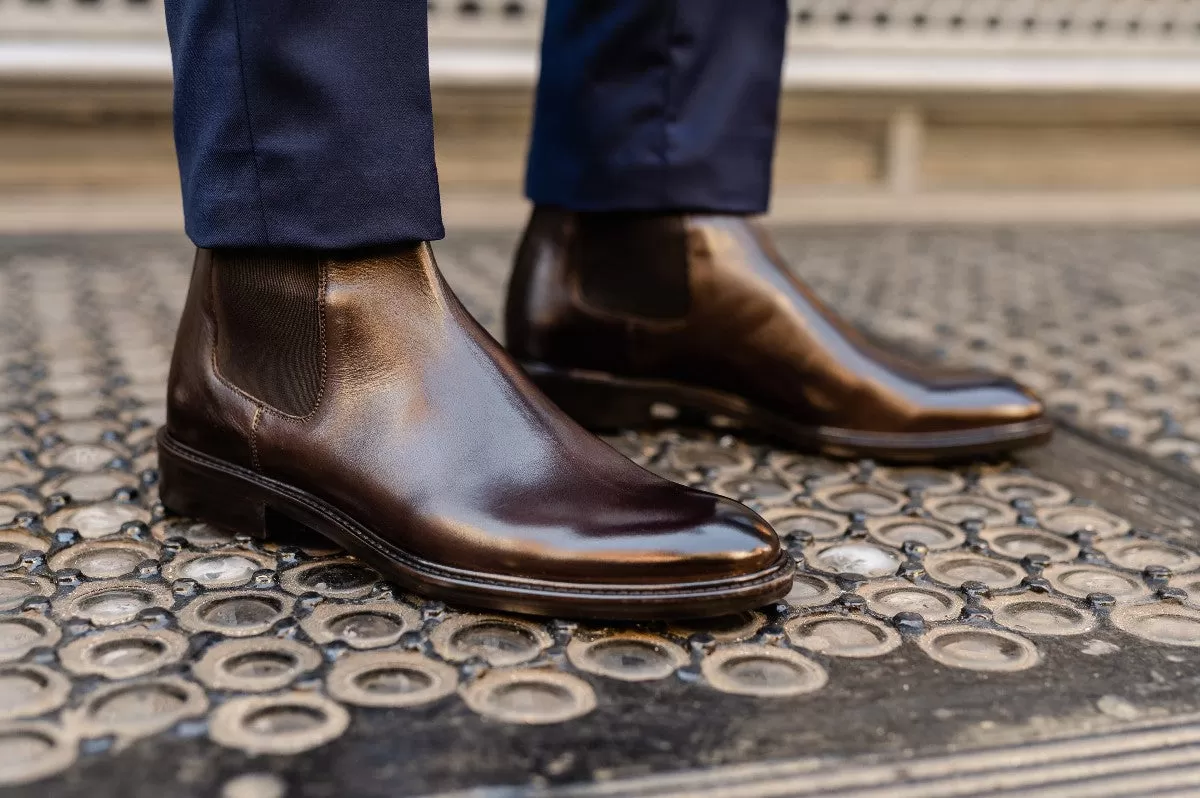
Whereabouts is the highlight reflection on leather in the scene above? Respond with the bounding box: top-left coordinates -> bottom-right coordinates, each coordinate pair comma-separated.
161,246 -> 790,618
506,208 -> 1051,456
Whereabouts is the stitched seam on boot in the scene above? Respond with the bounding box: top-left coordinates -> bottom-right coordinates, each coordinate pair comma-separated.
249,404 -> 263,472
204,261 -> 259,469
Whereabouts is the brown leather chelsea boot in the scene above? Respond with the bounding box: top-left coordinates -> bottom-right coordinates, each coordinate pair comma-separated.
158,245 -> 792,619
506,209 -> 1053,462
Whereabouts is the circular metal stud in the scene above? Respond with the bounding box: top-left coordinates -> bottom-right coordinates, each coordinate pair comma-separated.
919,627 -> 1041,672
701,646 -> 828,697
460,669 -> 597,725
209,693 -> 350,755
326,651 -> 458,708
59,627 -> 187,679
567,634 -> 687,682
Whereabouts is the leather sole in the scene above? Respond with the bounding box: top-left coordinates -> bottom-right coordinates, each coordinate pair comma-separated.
522,362 -> 1055,463
157,429 -> 795,620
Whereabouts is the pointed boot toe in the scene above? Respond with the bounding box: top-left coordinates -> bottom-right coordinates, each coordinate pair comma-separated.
506,208 -> 1054,462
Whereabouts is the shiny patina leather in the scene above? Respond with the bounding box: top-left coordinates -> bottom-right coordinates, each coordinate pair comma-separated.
506,208 -> 1049,449
162,246 -> 789,617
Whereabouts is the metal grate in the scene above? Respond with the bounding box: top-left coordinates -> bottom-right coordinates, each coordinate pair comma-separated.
3,231 -> 1200,795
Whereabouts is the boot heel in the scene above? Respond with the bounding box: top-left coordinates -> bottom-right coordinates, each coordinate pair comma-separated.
158,433 -> 269,539
522,362 -> 701,432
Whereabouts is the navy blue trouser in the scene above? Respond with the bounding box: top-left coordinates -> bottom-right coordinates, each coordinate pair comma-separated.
165,1 -> 787,249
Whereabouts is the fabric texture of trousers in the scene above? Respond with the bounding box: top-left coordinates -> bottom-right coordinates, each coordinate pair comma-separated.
526,0 -> 788,215
164,0 -> 442,248
164,0 -> 787,249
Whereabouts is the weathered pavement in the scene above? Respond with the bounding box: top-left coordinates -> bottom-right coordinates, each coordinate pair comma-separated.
1,227 -> 1199,797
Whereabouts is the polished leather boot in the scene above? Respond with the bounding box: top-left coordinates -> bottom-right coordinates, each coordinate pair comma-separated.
158,245 -> 792,619
506,209 -> 1052,462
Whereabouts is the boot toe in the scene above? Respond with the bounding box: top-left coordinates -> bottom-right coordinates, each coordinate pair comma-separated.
665,492 -> 782,580
914,375 -> 1047,432
963,377 -> 1046,425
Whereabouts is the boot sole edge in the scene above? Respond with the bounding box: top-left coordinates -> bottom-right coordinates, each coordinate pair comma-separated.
156,429 -> 795,620
522,361 -> 1055,464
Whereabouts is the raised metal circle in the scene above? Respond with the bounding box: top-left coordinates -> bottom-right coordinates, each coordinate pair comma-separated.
866,516 -> 965,551
460,669 -> 597,725
925,552 -> 1025,589
55,580 -> 173,626
151,519 -> 237,548
0,530 -> 48,567
326,651 -> 458,708
1096,538 -> 1200,574
979,527 -> 1080,562
0,496 -> 39,525
667,441 -> 753,474
813,484 -> 906,516
162,549 -> 275,589
1111,604 -> 1200,647
298,601 -> 420,650
810,543 -> 902,578
784,574 -> 839,608
50,420 -> 118,445
0,664 -> 70,720
209,693 -> 350,755
76,677 -> 208,740
919,627 -> 1041,672
762,508 -> 847,541
59,627 -> 187,679
567,634 -> 687,682
991,595 -> 1097,636
766,453 -> 852,487
712,473 -> 795,504
1037,506 -> 1130,539
48,539 -> 156,579
785,613 -> 902,658
873,467 -> 965,497
0,615 -> 62,663
1044,564 -> 1152,603
701,645 -> 828,697
430,615 -> 551,666
0,575 -> 53,612
0,463 -> 38,492
45,473 -> 133,503
48,502 -> 149,540
925,495 -> 1018,526
669,612 -> 766,643
46,444 -> 123,473
858,579 -> 964,622
0,722 -> 77,786
193,638 -> 321,692
177,590 -> 295,637
278,558 -> 381,600
978,475 -> 1071,507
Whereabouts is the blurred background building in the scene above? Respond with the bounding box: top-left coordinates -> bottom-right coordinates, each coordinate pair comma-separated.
4,0 -> 1200,231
